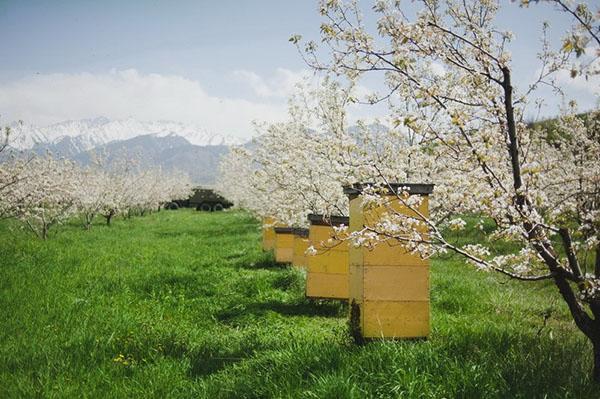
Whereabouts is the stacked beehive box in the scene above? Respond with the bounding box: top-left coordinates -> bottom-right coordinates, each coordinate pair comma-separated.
345,183 -> 434,339
305,214 -> 350,300
292,228 -> 309,268
262,217 -> 278,251
274,227 -> 294,263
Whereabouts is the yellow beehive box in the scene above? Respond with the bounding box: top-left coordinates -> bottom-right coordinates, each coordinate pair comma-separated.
306,214 -> 350,300
345,183 -> 434,340
262,217 -> 278,251
292,228 -> 310,268
274,227 -> 294,263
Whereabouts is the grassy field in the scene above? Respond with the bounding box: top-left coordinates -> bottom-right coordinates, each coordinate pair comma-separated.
0,209 -> 596,398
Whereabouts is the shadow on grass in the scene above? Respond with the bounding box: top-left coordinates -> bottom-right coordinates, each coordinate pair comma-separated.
217,298 -> 347,323
238,257 -> 288,270
197,324 -> 594,397
188,349 -> 249,377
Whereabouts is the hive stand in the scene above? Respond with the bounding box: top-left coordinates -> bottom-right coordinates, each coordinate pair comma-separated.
305,214 -> 350,300
345,183 -> 434,340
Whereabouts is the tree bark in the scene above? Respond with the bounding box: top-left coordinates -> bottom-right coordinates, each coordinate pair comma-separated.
500,66 -> 523,193
84,214 -> 93,230
595,246 -> 600,278
594,339 -> 600,383
499,65 -> 600,382
106,211 -> 114,226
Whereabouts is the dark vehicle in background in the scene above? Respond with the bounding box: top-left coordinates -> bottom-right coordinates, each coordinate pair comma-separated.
170,187 -> 233,211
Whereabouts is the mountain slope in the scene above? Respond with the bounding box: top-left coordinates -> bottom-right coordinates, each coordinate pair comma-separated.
74,134 -> 229,185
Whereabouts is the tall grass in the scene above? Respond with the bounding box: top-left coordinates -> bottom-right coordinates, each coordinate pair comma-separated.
0,209 -> 595,398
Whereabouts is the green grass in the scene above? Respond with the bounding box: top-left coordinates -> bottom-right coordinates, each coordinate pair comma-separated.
0,209 -> 596,398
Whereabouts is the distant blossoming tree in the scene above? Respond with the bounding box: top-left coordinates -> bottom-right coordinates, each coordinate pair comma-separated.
217,81 -> 354,226
5,156 -> 79,239
0,122 -> 27,218
1,147 -> 193,234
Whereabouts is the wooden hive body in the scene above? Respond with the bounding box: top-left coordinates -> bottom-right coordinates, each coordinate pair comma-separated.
274,227 -> 294,263
262,217 -> 277,251
292,228 -> 309,268
347,184 -> 433,339
306,215 -> 349,300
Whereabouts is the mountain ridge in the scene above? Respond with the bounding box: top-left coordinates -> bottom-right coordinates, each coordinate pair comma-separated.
75,134 -> 228,185
9,117 -> 242,150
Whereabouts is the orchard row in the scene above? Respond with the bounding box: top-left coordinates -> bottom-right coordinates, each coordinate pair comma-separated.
0,152 -> 192,239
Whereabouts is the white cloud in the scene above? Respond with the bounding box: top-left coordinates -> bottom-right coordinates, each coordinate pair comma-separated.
554,70 -> 600,99
0,69 -> 289,141
528,53 -> 600,115
233,68 -> 313,98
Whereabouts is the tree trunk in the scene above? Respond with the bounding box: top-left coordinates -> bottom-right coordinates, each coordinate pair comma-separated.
500,65 -> 600,383
106,211 -> 114,226
595,246 -> 600,278
84,214 -> 93,230
594,339 -> 600,383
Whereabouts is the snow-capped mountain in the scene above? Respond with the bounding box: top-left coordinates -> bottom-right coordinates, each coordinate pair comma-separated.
9,117 -> 241,150
2,117 -> 246,184
73,134 -> 230,184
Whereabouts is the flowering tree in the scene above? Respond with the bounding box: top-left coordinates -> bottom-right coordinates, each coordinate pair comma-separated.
94,160 -> 193,225
1,146 -> 193,232
4,156 -> 79,239
133,167 -> 193,214
74,165 -> 111,229
0,158 -> 29,219
0,122 -> 28,218
160,169 -> 194,209
292,0 -> 600,380
216,146 -> 261,212
217,81 -> 362,227
0,126 -> 11,155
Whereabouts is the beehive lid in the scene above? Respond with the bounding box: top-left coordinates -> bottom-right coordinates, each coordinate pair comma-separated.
307,213 -> 350,227
292,228 -> 309,237
274,227 -> 294,234
343,183 -> 434,198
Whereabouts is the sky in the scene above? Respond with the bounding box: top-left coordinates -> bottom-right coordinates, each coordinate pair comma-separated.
0,0 -> 598,141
